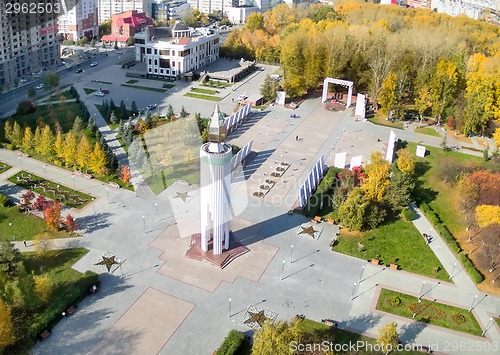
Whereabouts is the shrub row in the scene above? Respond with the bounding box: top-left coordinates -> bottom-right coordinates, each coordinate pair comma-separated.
419,203 -> 484,283
303,167 -> 341,217
216,330 -> 245,355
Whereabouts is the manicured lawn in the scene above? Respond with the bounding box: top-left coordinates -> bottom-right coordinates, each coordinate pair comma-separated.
376,288 -> 483,336
0,162 -> 11,174
7,249 -> 98,353
2,102 -> 82,134
184,92 -> 221,101
297,318 -> 422,354
191,87 -> 218,95
8,171 -> 93,209
121,83 -> 168,93
0,203 -> 69,241
126,79 -> 138,84
203,80 -> 230,88
144,163 -> 199,195
334,220 -> 449,281
414,127 -> 441,137
47,90 -> 76,102
368,113 -> 404,129
94,104 -> 119,130
496,318 -> 500,328
83,88 -> 97,95
98,81 -> 113,85
162,83 -> 175,89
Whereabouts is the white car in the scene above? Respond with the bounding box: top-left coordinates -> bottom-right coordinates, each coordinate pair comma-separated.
36,84 -> 44,90
90,62 -> 97,67
94,91 -> 105,97
238,94 -> 247,101
147,104 -> 157,110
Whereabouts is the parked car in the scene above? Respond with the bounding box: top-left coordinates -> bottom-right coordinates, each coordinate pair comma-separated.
95,91 -> 105,97
147,104 -> 157,110
76,69 -> 84,74
238,94 -> 247,101
100,88 -> 110,94
36,83 -> 44,90
90,62 -> 97,67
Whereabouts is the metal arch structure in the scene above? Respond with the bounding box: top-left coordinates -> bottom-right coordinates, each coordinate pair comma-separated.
322,78 -> 354,110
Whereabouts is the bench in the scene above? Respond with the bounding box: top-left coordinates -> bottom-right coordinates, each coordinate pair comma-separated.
67,306 -> 77,315
321,319 -> 338,327
371,259 -> 380,265
327,219 -> 335,224
390,264 -> 399,271
40,330 -> 51,340
314,216 -> 322,222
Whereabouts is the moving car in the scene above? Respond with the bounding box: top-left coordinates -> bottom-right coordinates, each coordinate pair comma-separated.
36,83 -> 44,90
147,104 -> 157,110
90,62 -> 97,67
76,69 -> 84,74
94,91 -> 105,97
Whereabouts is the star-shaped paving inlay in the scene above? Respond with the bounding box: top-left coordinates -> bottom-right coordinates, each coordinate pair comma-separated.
94,255 -> 120,272
172,191 -> 191,202
299,226 -> 317,237
243,310 -> 268,327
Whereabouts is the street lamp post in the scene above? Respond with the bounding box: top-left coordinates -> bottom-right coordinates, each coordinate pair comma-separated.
350,282 -> 357,301
18,156 -> 22,170
42,165 -> 47,179
105,187 -> 110,204
290,245 -> 293,264
71,174 -> 76,190
469,294 -> 478,312
228,298 -> 231,318
418,281 -> 426,300
9,222 -> 13,241
482,317 -> 494,337
142,216 -> 146,234
155,203 -> 159,221
280,260 -> 285,280
92,198 -> 96,214
449,263 -> 457,280
358,265 -> 365,283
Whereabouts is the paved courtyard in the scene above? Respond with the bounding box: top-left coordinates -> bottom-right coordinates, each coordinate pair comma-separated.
0,59 -> 499,354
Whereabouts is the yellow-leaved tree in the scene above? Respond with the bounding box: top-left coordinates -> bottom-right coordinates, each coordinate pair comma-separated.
252,319 -> 304,355
377,322 -> 399,354
0,299 -> 15,350
361,151 -> 390,202
475,205 -> 500,228
396,148 -> 415,175
89,143 -> 108,176
34,275 -> 53,303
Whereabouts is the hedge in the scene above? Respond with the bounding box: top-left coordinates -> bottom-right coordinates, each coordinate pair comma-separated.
216,330 -> 245,355
419,203 -> 484,283
303,167 -> 342,217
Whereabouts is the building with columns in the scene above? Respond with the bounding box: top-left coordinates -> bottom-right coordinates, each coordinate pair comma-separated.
199,105 -> 232,255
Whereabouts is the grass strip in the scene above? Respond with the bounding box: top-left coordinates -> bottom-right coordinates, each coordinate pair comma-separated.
121,84 -> 167,93
83,88 -> 97,95
376,288 -> 483,336
191,87 -> 218,95
184,92 -> 221,101
0,162 -> 11,174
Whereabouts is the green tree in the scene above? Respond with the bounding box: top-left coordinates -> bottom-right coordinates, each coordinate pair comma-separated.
42,73 -> 60,88
166,104 -> 175,120
126,36 -> 135,46
28,87 -> 36,98
54,130 -> 64,161
338,188 -> 369,231
415,85 -> 431,126
33,126 -> 42,154
110,111 -> 118,124
131,100 -> 138,114
261,75 -> 280,102
377,322 -> 399,354
40,125 -> 54,158
383,167 -> 415,213
72,116 -> 84,135
4,121 -> 12,143
21,126 -> 34,152
0,241 -> 23,280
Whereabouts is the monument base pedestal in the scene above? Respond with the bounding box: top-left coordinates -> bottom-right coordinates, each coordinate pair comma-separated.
185,232 -> 249,269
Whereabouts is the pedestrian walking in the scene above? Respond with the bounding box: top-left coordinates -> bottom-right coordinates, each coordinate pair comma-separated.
23,240 -> 27,247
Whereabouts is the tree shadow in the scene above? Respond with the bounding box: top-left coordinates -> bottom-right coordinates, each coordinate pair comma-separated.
342,313 -> 382,333
0,183 -> 24,204
399,321 -> 428,344
412,161 -> 437,204
76,212 -> 111,233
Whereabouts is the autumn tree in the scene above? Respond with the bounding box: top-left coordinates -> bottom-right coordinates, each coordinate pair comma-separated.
43,201 -> 62,230
54,130 -> 64,162
10,121 -> 22,147
34,275 -> 53,303
65,214 -> 78,234
76,135 -> 92,172
396,148 -> 415,175
361,152 -> 390,202
252,319 -> 303,355
429,58 -> 461,124
33,126 -> 42,154
89,142 -> 108,175
40,125 -> 54,157
19,189 -> 35,212
33,194 -> 47,211
493,128 -> 500,147
379,72 -> 397,118
33,233 -> 54,253
246,13 -> 265,32
21,126 -> 34,152
120,165 -> 131,185
377,322 -> 399,354
63,131 -> 78,167
0,299 -> 14,349
475,205 -> 500,228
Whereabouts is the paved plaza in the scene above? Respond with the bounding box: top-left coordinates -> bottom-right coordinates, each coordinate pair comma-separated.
0,61 -> 499,355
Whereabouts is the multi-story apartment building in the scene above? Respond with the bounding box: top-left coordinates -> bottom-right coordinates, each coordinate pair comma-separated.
430,0 -> 498,20
134,22 -> 219,78
0,12 -> 60,86
406,0 -> 431,8
58,0 -> 99,40
187,0 -> 239,15
150,0 -> 191,22
98,0 -> 146,23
